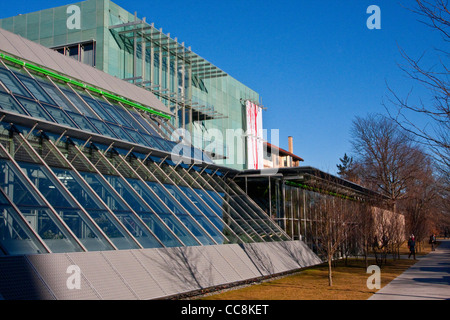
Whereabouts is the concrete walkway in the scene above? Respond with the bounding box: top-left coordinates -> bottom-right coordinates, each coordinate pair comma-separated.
369,239 -> 450,300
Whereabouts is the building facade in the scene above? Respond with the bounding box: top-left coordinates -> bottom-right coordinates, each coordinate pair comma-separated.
0,1 -> 404,300
0,0 -> 262,170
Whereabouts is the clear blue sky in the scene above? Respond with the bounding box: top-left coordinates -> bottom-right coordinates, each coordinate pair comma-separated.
0,0 -> 443,174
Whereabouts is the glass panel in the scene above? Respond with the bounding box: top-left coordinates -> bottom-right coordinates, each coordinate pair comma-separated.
61,88 -> 97,118
38,81 -> 77,112
19,161 -> 113,252
0,68 -> 32,98
130,110 -> 159,136
97,101 -> 130,127
88,117 -> 118,139
81,95 -> 118,124
65,111 -> 99,134
82,43 -> 95,67
153,136 -> 177,153
124,177 -> 183,247
208,175 -> 279,241
79,171 -> 162,248
51,167 -> 140,250
14,73 -> 56,105
0,91 -> 27,115
164,183 -> 225,244
140,133 -> 165,150
133,180 -> 200,249
146,180 -> 214,245
110,104 -> 142,129
0,196 -> 48,255
41,104 -> 77,128
107,124 -> 135,143
197,172 -> 263,242
16,97 -> 53,122
0,159 -> 81,253
228,180 -> 289,240
123,128 -> 149,146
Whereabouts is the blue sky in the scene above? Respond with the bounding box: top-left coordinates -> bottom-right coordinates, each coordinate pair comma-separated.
1,0 -> 443,174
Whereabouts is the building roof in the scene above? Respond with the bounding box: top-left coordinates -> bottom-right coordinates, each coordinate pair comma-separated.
265,142 -> 304,162
0,27 -> 172,118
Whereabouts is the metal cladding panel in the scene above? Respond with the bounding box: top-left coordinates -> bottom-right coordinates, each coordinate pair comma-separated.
67,251 -> 138,300
26,253 -> 100,300
295,240 -> 323,266
6,34 -> 46,67
0,31 -> 20,57
132,248 -> 198,297
101,250 -> 166,300
154,247 -> 212,291
263,242 -> 305,272
0,256 -> 55,300
0,28 -> 171,115
176,246 -> 228,288
226,244 -> 264,278
241,241 -> 322,275
199,245 -> 243,284
241,242 -> 278,275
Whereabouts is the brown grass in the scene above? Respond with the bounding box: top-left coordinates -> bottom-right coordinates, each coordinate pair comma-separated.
199,258 -> 417,300
199,240 -> 440,301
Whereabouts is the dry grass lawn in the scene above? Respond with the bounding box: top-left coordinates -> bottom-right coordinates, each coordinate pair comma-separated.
200,241 -> 437,300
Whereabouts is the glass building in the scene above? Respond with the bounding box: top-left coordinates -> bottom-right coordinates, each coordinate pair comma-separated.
0,27 -> 324,300
0,0 -> 260,170
0,2 -> 395,300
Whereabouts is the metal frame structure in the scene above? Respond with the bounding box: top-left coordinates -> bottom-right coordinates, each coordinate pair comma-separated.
0,49 -> 290,256
109,15 -> 228,131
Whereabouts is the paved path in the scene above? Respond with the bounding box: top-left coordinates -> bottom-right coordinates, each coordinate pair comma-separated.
369,239 -> 450,300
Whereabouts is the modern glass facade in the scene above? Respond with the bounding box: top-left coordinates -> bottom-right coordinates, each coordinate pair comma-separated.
0,28 -> 289,256
0,0 -> 260,170
235,167 -> 386,254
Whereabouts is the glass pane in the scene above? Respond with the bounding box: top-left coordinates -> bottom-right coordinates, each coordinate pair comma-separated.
81,95 -> 118,124
65,111 -> 99,134
41,104 -> 77,128
0,203 -> 48,255
61,88 -> 97,118
0,159 -> 81,253
131,111 -> 160,136
123,128 -> 149,146
107,124 -> 135,143
164,183 -> 224,244
79,171 -> 162,248
19,161 -> 114,252
14,73 -> 56,105
111,104 -> 141,129
16,97 -> 53,122
97,101 -> 130,127
51,167 -> 140,250
147,181 -> 214,245
38,81 -> 78,112
125,177 -> 183,247
0,68 -> 32,98
0,92 -> 27,115
88,118 -> 118,139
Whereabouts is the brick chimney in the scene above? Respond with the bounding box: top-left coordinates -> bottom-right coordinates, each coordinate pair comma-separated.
288,136 -> 293,154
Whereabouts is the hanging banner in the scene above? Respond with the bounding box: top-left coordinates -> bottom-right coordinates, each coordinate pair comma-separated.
246,100 -> 264,170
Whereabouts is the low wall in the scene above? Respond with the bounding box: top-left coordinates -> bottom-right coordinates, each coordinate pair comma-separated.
0,240 -> 322,300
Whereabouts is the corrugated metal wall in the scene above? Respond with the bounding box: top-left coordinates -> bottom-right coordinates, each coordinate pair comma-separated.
0,241 -> 321,300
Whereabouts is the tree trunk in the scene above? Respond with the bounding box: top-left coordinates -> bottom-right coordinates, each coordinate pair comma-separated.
328,257 -> 333,286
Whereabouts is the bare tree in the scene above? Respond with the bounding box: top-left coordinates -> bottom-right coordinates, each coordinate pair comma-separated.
307,172 -> 359,286
350,114 -> 428,212
384,0 -> 450,176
